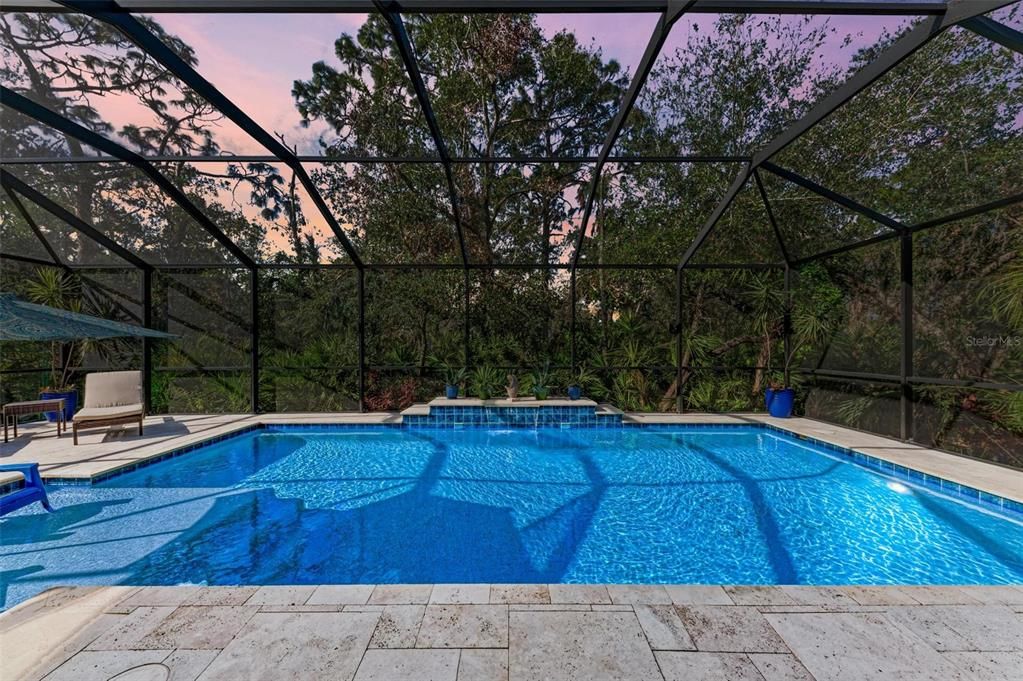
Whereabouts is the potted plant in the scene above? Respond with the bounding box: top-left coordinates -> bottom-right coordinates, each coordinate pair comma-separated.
470,366 -> 502,400
567,366 -> 596,401
765,295 -> 835,418
27,269 -> 86,422
430,356 -> 466,399
528,362 -> 552,401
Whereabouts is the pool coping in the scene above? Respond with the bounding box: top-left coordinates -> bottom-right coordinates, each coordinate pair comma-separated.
31,412 -> 1023,520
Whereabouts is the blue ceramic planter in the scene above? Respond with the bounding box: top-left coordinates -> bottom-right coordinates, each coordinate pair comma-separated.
765,387 -> 795,418
445,384 -> 459,399
40,389 -> 77,422
567,385 -> 582,400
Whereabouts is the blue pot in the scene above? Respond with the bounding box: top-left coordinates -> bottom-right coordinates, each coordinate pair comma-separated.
445,384 -> 459,399
40,389 -> 77,422
765,387 -> 795,418
567,385 -> 582,400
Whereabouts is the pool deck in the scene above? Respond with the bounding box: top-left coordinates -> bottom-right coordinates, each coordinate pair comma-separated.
0,411 -> 1020,504
2,584 -> 1022,681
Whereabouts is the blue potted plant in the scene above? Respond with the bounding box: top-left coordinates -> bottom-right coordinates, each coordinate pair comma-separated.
567,366 -> 595,401
443,365 -> 466,400
764,298 -> 834,418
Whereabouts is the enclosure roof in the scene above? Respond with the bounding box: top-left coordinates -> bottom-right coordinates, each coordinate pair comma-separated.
0,0 -> 1020,271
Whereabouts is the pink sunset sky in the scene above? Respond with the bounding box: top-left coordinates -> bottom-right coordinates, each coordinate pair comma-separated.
148,11 -> 911,157
74,10 -> 919,261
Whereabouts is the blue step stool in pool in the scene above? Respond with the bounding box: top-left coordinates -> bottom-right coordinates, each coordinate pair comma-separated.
0,463 -> 53,516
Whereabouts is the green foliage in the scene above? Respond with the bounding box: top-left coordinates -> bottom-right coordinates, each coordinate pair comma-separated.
470,366 -> 503,400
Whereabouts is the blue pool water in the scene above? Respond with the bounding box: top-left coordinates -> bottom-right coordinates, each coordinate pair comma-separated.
2,426 -> 1022,609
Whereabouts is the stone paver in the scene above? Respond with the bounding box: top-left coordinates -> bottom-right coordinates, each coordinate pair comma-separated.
726,586 -> 798,606
508,610 -> 662,681
244,586 -> 315,606
606,585 -> 672,605
677,606 -> 788,653
183,587 -> 259,607
548,585 -> 610,604
656,651 -> 767,681
430,584 -> 491,605
766,612 -> 972,681
942,652 -> 1023,681
489,584 -> 550,604
307,585 -> 375,606
354,649 -> 459,681
368,605 -> 426,649
748,653 -> 816,681
884,605 -> 1023,652
457,648 -> 509,681
197,611 -> 379,681
118,586 -> 202,608
664,585 -> 734,605
135,605 -> 260,650
416,605 -> 509,648
369,585 -> 433,605
9,585 -> 1023,681
633,605 -> 695,651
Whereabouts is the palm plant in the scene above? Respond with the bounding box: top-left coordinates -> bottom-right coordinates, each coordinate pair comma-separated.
25,269 -> 87,392
527,362 -> 552,400
470,366 -> 502,400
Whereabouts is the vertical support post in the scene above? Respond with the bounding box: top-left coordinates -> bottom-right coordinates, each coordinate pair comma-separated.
570,268 -> 577,373
358,268 -> 366,413
783,265 -> 792,387
464,269 -> 471,370
250,267 -> 260,414
142,268 -> 153,413
900,231 -> 914,441
675,267 -> 683,413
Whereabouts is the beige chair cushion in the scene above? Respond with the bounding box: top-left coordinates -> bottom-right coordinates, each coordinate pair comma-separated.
83,371 -> 142,409
74,404 -> 144,422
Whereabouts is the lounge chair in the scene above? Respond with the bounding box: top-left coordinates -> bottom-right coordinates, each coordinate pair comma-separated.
0,463 -> 52,515
72,371 -> 145,445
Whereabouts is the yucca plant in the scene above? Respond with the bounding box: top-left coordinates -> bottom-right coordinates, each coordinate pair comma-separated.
527,362 -> 552,400
470,365 -> 502,400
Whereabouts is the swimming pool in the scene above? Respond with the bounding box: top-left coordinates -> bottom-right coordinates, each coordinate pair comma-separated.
2,426 -> 1022,609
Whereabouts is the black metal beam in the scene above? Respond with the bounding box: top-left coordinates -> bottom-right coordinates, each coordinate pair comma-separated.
1,87 -> 258,269
0,252 -> 62,269
2,154 -> 753,165
753,0 -> 1014,166
900,231 -> 913,440
3,186 -> 64,267
142,268 -> 153,412
570,1 -> 695,269
961,15 -> 1023,55
752,168 -> 790,266
677,0 -> 1010,270
762,161 -> 908,233
793,190 -> 1023,265
374,2 -> 470,266
677,166 -> 751,271
10,1 -> 951,15
1,169 -> 152,271
61,2 -> 366,269
250,268 -> 260,413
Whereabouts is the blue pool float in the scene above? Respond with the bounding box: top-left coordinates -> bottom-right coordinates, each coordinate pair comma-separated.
0,463 -> 53,516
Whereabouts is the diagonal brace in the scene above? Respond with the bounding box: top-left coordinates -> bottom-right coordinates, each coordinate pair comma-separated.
762,161 -> 907,233
570,0 -> 696,269
373,1 -> 469,266
59,0 -> 364,269
2,87 -> 257,269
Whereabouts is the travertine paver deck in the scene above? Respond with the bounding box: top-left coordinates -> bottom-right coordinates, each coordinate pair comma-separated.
3,585 -> 1022,681
2,412 -> 1021,505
